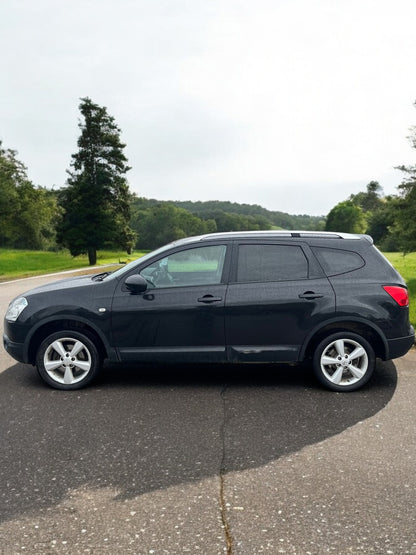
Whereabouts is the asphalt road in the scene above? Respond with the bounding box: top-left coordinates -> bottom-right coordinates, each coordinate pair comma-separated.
0,274 -> 415,554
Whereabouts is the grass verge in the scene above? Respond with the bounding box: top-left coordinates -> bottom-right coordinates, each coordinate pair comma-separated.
0,249 -> 147,281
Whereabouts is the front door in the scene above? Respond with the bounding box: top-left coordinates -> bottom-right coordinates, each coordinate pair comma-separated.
111,244 -> 228,363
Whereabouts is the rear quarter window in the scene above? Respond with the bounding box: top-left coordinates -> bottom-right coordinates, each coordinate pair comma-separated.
312,247 -> 365,276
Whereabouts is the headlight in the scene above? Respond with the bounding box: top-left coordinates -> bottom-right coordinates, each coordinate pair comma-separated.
5,297 -> 28,322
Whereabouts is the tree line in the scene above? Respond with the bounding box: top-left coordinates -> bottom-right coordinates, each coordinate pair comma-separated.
1,97 -> 416,263
325,177 -> 415,252
323,102 -> 416,252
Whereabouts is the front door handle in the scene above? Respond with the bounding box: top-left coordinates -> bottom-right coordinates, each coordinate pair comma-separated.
299,291 -> 324,300
198,295 -> 223,304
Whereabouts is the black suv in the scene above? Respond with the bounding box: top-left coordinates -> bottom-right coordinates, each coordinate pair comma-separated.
3,231 -> 414,391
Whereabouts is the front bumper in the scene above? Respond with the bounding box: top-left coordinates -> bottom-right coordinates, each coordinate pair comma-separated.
3,333 -> 26,364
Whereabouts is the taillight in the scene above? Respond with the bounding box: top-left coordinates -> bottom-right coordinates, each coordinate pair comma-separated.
383,286 -> 409,307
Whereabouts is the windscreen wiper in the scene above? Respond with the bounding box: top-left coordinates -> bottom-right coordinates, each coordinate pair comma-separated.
91,271 -> 112,281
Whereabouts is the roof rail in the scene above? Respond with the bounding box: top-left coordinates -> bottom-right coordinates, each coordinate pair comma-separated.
197,230 -> 367,241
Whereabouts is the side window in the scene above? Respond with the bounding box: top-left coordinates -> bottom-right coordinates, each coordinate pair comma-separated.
237,244 -> 308,283
312,247 -> 365,276
140,245 -> 227,288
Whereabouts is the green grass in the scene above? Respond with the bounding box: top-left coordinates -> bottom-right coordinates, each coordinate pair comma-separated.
0,249 -> 147,280
384,252 -> 416,328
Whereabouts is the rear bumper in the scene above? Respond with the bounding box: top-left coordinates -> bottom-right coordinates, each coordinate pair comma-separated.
386,328 -> 415,360
3,333 -> 26,364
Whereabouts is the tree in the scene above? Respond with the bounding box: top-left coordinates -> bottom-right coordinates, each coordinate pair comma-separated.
349,181 -> 383,213
0,142 -> 59,249
0,144 -> 21,246
366,196 -> 400,251
325,201 -> 366,234
395,100 -> 416,252
58,98 -> 135,264
12,183 -> 59,249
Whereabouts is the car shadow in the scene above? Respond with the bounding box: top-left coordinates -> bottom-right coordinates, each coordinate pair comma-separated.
0,359 -> 397,522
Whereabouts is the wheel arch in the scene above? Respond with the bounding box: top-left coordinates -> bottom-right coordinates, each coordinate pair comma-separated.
27,318 -> 110,365
301,318 -> 388,361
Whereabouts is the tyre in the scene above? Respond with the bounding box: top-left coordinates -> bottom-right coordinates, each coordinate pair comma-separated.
36,330 -> 101,390
313,332 -> 375,392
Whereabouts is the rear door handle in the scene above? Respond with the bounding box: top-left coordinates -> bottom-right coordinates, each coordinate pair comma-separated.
198,295 -> 223,304
299,291 -> 324,300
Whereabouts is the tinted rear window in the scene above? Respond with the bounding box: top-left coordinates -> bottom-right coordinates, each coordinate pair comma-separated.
312,247 -> 365,276
237,244 -> 308,282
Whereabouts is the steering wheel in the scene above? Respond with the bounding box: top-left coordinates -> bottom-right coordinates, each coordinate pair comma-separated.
148,265 -> 173,287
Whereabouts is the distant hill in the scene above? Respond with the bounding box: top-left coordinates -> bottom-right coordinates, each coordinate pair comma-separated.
137,198 -> 325,230
130,197 -> 326,249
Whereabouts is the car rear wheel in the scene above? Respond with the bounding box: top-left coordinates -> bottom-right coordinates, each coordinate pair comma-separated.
313,332 -> 375,392
36,330 -> 101,390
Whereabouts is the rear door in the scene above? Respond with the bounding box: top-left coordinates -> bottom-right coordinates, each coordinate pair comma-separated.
225,241 -> 335,362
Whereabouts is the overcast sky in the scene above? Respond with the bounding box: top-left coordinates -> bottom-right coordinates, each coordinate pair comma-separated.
1,0 -> 416,216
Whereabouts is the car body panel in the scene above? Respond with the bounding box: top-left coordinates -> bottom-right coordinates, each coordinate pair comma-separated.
3,231 -> 415,390
111,283 -> 227,362
225,277 -> 335,362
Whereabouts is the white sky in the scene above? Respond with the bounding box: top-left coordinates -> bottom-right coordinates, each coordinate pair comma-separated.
1,0 -> 416,216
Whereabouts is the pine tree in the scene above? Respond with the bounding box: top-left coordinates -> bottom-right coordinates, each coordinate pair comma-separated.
58,98 -> 135,265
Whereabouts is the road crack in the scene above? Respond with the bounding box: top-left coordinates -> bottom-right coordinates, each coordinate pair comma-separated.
220,385 -> 233,554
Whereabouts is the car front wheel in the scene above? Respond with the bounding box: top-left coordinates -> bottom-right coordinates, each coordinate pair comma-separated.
313,332 -> 375,392
36,330 -> 101,390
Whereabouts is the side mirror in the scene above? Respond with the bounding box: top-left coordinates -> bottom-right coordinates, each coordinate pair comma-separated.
125,274 -> 148,294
